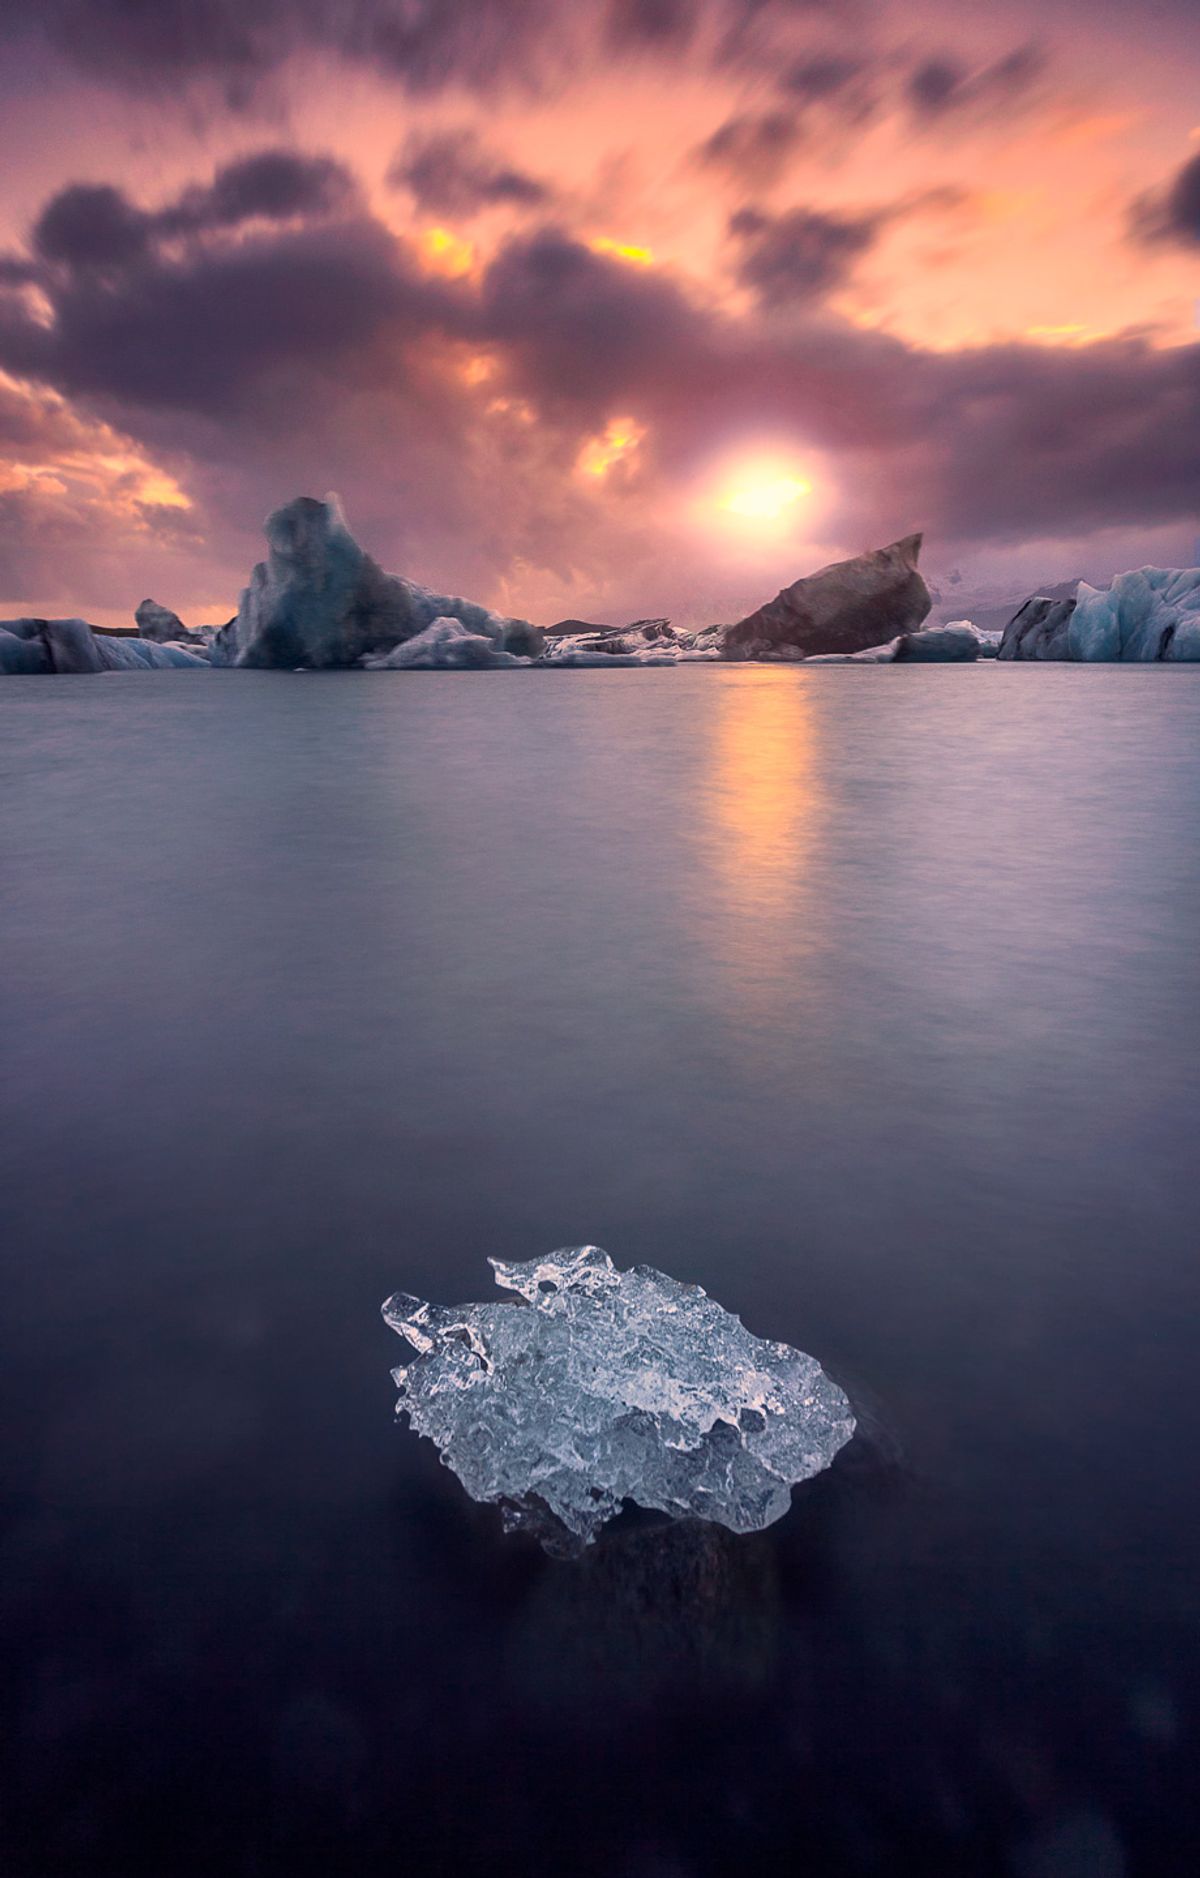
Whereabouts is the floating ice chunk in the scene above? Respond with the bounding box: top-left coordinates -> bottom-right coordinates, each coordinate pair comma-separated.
723,533 -> 930,659
382,1245 -> 855,1554
363,616 -> 530,669
541,619 -> 722,665
0,617 -> 209,674
803,621 -> 993,664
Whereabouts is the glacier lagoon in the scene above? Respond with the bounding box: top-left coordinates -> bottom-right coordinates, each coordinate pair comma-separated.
4,664 -> 1200,1874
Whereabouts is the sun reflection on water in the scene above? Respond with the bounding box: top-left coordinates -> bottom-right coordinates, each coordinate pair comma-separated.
697,672 -> 824,1030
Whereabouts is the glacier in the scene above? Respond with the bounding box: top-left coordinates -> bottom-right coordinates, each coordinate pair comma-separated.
382,1245 -> 855,1555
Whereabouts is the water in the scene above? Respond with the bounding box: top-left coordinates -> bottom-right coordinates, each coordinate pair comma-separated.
3,665 -> 1199,1876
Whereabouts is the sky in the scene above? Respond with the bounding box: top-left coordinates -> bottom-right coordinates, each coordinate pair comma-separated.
0,0 -> 1197,628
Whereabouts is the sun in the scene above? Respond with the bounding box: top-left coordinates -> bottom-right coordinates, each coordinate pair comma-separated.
720,474 -> 812,521
707,450 -> 818,535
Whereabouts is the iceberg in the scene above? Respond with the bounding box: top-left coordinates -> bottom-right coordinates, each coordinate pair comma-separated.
722,533 -> 931,660
135,598 -> 213,648
803,620 -> 995,664
91,635 -> 209,670
0,616 -> 209,673
363,615 -> 530,668
382,1245 -> 855,1555
0,625 -> 52,674
542,618 -> 723,665
998,567 -> 1200,661
212,494 -> 543,669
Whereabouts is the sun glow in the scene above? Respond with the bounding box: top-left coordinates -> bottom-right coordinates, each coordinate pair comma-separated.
713,451 -> 814,529
720,475 -> 812,522
689,445 -> 826,546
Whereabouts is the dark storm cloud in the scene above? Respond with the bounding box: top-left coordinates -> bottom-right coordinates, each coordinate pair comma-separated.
728,204 -> 882,305
2,165 -> 1197,599
389,130 -> 549,217
0,214 -> 452,414
27,151 -> 358,279
478,229 -> 711,409
165,150 -> 358,232
908,335 -> 1200,542
1132,151 -> 1200,248
906,42 -> 1046,119
33,184 -> 153,270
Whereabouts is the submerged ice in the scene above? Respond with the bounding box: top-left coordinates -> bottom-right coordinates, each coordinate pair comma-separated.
382,1245 -> 855,1553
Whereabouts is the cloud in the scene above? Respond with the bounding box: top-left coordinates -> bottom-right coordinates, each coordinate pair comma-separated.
0,217 -> 448,415
692,45 -> 893,190
779,50 -> 876,107
1,0 -> 873,106
478,228 -> 718,416
33,184 -> 153,270
165,150 -> 358,232
1132,151 -> 1200,247
28,150 -> 359,282
1,156 -> 1197,625
476,225 -> 1200,556
693,113 -> 805,189
0,370 -> 204,615
728,205 -> 882,305
906,42 -> 1046,120
1,0 -> 568,102
389,129 -> 549,217
605,0 -> 698,51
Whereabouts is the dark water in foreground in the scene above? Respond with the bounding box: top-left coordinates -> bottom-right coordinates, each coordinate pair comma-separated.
3,666 -> 1200,1876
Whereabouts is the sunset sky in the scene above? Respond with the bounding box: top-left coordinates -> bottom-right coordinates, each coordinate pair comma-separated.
0,0 -> 1197,628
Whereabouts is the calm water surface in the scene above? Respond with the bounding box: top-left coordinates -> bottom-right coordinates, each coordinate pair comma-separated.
3,666 -> 1199,1875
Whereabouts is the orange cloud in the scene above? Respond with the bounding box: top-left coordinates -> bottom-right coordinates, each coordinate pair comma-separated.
588,237 -> 655,267
577,416 -> 646,479
418,225 -> 476,277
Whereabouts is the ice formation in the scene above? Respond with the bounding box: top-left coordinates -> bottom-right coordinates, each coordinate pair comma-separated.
0,617 -> 208,673
723,533 -> 931,660
382,1245 -> 855,1554
542,619 -> 722,665
998,567 -> 1200,661
209,494 -> 542,669
363,616 -> 531,668
135,598 -> 215,649
18,495 -> 1197,675
804,621 -> 997,664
